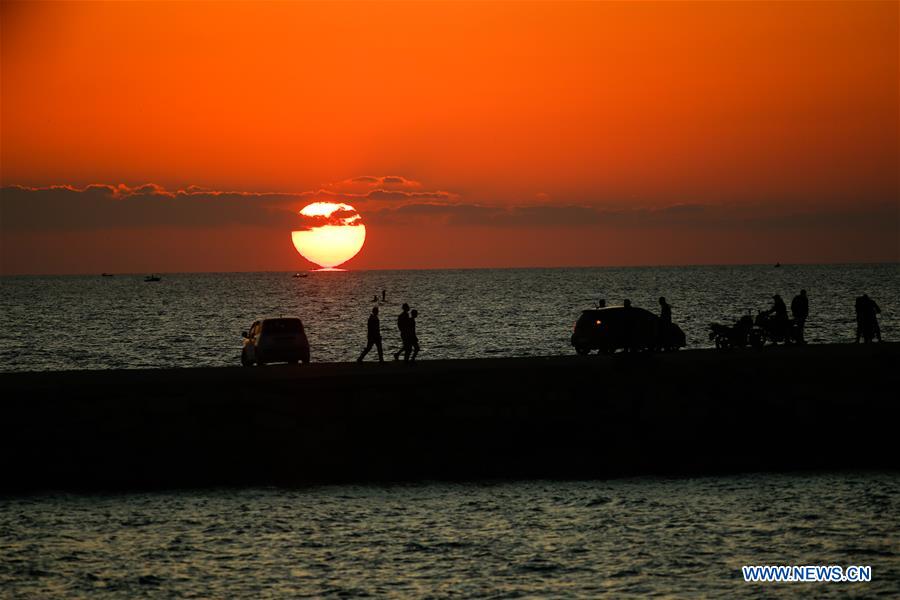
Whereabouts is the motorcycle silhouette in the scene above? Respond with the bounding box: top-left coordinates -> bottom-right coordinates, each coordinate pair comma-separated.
753,311 -> 801,345
708,313 -> 764,350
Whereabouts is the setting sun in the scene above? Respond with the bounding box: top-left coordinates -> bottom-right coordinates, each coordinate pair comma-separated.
291,202 -> 366,270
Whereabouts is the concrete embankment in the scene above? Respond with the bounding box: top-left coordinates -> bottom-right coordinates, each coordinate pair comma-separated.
1,344 -> 897,491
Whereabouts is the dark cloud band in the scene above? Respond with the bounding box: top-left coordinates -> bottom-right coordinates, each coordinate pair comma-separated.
1,184 -> 895,236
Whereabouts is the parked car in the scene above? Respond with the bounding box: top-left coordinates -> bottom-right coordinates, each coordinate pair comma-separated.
571,306 -> 686,355
241,318 -> 310,366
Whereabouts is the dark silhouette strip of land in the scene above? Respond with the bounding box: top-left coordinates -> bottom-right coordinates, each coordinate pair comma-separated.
1,343 -> 897,492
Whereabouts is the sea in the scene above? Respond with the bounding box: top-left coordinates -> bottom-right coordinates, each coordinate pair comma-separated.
1,474 -> 898,597
0,263 -> 897,372
2,264 -> 898,597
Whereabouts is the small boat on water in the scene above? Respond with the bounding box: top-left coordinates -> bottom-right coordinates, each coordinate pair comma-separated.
101,273 -> 114,277
293,273 -> 308,278
144,275 -> 161,282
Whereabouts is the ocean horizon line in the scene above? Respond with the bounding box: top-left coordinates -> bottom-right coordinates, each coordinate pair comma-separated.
2,260 -> 898,278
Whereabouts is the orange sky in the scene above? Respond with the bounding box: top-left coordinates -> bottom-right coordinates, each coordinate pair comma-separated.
1,1 -> 897,273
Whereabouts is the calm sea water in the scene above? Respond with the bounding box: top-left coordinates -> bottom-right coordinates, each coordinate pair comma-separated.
1,473 -> 897,598
0,264 -> 897,372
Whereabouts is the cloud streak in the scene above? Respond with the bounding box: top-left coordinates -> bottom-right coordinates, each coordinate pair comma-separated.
0,181 -> 456,232
1,182 -> 896,237
362,201 -> 899,232
0,184 -> 302,231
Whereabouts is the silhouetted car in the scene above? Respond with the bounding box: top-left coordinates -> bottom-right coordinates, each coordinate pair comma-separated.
571,306 -> 686,355
241,318 -> 310,366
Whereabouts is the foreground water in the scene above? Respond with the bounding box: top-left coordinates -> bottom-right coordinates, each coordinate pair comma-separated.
1,473 -> 897,597
1,264 -> 897,372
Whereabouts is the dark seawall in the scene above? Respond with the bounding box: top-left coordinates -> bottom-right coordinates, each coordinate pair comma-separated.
1,344 -> 898,491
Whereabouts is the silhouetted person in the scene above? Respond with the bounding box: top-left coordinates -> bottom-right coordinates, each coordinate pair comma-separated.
372,294 -> 378,302
357,306 -> 384,362
597,298 -> 606,308
791,289 -> 809,343
766,294 -> 789,338
658,296 -> 672,350
857,294 -> 882,343
767,294 -> 787,320
393,303 -> 411,360
405,309 -> 420,363
659,297 -> 672,324
382,289 -> 386,301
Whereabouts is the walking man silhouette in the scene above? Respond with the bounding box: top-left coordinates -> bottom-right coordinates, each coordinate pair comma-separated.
393,303 -> 411,360
406,309 -> 420,363
357,306 -> 384,362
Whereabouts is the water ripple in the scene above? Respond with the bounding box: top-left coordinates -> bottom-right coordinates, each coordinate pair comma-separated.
0,474 -> 898,597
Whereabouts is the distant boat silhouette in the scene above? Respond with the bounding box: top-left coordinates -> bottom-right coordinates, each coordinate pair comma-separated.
293,273 -> 308,278
774,262 -> 781,268
101,273 -> 114,277
144,275 -> 161,282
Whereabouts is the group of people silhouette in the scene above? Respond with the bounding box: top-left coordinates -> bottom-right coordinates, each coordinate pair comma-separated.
760,290 -> 809,342
357,301 -> 420,364
359,287 -> 883,363
760,289 -> 881,345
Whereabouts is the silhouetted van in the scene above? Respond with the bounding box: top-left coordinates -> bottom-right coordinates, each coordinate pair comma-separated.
241,318 -> 310,366
571,307 -> 686,355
